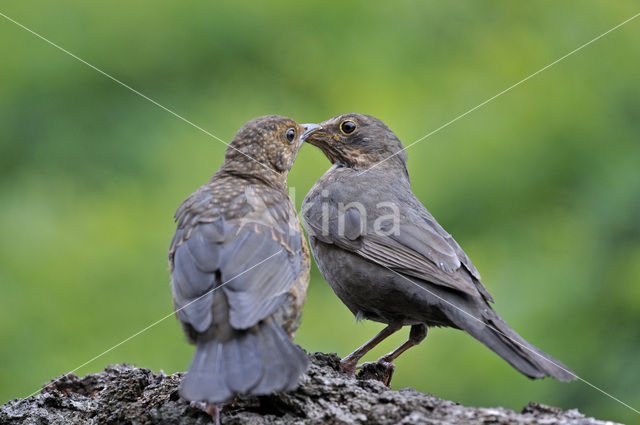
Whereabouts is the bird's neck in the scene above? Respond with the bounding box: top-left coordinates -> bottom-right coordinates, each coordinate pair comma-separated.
217,162 -> 287,192
340,156 -> 411,184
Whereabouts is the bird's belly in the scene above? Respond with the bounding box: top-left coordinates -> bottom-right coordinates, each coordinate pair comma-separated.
310,239 -> 448,326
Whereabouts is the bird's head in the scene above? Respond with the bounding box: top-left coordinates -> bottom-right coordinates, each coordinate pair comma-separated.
301,113 -> 408,172
223,115 -> 320,184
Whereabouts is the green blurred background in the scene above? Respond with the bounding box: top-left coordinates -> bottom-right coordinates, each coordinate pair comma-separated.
1,1 -> 639,423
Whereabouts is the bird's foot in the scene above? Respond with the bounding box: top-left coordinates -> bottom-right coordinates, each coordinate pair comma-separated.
357,360 -> 395,387
339,356 -> 359,376
190,401 -> 221,425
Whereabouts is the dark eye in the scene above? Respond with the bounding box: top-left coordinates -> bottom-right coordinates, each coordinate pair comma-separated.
285,128 -> 296,143
340,120 -> 357,134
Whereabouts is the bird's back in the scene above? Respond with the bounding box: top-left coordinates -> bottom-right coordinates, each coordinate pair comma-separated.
170,171 -> 310,403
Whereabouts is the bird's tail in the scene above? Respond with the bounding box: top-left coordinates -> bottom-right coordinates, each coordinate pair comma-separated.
453,307 -> 576,381
179,318 -> 309,403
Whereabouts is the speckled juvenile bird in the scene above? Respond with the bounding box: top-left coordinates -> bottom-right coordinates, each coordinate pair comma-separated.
301,113 -> 575,382
169,116 -> 320,407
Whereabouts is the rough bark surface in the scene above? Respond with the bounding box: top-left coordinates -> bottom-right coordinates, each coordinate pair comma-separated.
1,352 -> 619,425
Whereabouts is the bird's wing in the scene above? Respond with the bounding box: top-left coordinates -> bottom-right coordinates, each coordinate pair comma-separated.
170,203 -> 303,333
417,207 -> 482,281
414,207 -> 494,302
303,197 -> 487,299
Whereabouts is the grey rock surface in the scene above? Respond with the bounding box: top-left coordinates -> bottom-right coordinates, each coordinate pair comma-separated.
0,352 -> 620,424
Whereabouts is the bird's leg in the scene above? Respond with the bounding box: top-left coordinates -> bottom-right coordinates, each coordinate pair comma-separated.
340,322 -> 402,375
190,401 -> 221,425
206,404 -> 221,425
377,324 -> 428,364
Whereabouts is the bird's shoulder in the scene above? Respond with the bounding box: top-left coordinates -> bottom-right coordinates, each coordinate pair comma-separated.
170,172 -> 299,266
304,165 -> 402,207
175,173 -> 291,228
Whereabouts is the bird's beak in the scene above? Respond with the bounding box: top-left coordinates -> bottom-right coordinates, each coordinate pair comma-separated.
300,123 -> 323,145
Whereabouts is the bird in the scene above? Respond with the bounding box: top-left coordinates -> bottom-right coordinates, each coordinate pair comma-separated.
168,116 -> 321,414
301,112 -> 575,382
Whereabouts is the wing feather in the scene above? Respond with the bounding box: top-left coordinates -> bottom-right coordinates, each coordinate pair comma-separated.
304,195 -> 480,297
170,209 -> 302,334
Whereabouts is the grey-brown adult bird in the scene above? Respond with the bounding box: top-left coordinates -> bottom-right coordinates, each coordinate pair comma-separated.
301,113 -> 575,382
169,116 -> 319,408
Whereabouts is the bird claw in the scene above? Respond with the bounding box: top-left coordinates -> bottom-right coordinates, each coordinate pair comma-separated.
189,401 -> 220,425
189,400 -> 206,410
357,360 -> 395,387
339,357 -> 359,376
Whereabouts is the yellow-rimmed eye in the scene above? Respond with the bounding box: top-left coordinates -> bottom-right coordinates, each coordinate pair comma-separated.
340,120 -> 357,135
285,128 -> 296,143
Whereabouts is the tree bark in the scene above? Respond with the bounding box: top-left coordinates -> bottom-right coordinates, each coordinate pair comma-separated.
0,352 -> 619,424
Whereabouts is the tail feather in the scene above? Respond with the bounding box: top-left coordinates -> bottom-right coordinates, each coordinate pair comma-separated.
179,318 -> 309,403
453,308 -> 575,381
180,338 -> 231,403
222,332 -> 261,393
252,319 -> 309,394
